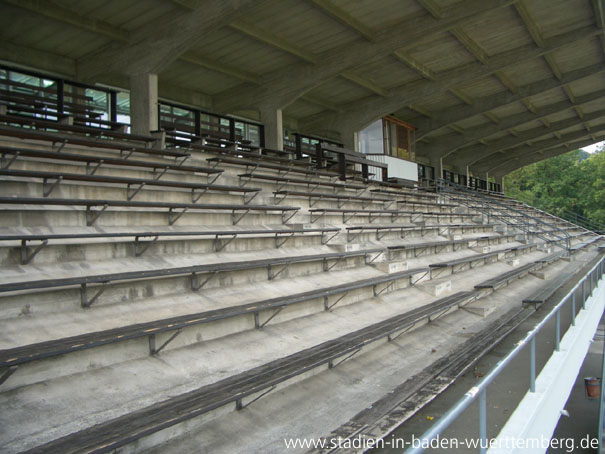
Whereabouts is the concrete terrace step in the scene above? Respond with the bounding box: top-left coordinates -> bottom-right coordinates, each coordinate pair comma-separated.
0,246 -> 384,297
4,248 -> 573,454
9,290 -> 480,454
0,195 -> 300,227
0,225 -> 340,265
0,267 -> 430,369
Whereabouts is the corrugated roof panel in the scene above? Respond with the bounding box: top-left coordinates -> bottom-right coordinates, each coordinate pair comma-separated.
56,0 -> 173,30
548,111 -> 582,124
585,117 -> 605,129
354,56 -> 423,90
489,101 -> 531,119
455,6 -> 534,57
243,0 -> 361,55
307,78 -> 376,104
37,29 -> 110,60
189,27 -> 300,75
556,124 -> 590,136
567,72 -> 605,96
452,115 -> 493,131
329,0 -> 424,31
528,89 -> 569,109
0,6 -> 58,44
160,61 -> 242,96
551,38 -> 603,75
512,119 -> 550,133
284,98 -> 326,119
53,0 -> 107,16
406,33 -> 476,74
526,0 -> 594,40
497,58 -> 555,88
455,76 -> 509,99
582,99 -> 605,114
411,91 -> 464,113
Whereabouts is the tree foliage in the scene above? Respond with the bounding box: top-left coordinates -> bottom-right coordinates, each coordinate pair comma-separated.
503,148 -> 605,229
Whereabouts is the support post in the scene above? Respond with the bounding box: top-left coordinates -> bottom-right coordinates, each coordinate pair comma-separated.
555,309 -> 560,352
530,336 -> 536,393
130,73 -> 158,135
260,107 -> 283,151
339,130 -> 358,152
479,389 -> 487,454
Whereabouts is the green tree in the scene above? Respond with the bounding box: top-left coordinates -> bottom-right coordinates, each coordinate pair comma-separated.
503,148 -> 605,230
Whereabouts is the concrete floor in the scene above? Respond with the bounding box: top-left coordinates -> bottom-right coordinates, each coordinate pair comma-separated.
547,324 -> 603,454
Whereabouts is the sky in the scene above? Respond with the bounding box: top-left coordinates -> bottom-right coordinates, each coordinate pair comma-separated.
582,141 -> 604,154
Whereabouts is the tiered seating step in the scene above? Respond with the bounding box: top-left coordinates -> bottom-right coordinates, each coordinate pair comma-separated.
0,196 -> 299,226
16,290 -> 477,454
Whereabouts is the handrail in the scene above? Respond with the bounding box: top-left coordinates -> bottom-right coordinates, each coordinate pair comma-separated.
405,254 -> 605,454
558,209 -> 605,234
435,179 -> 571,252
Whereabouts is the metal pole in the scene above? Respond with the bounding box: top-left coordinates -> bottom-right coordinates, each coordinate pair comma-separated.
572,293 -> 576,326
530,336 -> 536,393
598,288 -> 605,454
479,389 -> 487,454
591,271 -> 594,297
555,309 -> 560,352
583,279 -> 586,309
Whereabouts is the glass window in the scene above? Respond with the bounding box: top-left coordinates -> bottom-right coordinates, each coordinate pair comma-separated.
358,119 -> 383,154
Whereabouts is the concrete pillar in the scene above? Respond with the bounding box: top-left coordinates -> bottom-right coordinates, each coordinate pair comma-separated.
339,131 -> 358,152
130,73 -> 158,136
495,175 -> 504,191
429,156 -> 443,180
260,108 -> 283,151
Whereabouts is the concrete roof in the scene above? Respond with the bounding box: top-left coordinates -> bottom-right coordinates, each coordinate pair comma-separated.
0,0 -> 604,176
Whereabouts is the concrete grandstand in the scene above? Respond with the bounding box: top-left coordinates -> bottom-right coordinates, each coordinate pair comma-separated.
0,1 -> 603,453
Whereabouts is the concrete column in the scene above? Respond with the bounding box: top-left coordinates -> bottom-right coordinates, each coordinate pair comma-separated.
429,156 -> 443,180
339,131 -> 358,152
495,175 -> 504,191
260,108 -> 283,151
130,73 -> 158,135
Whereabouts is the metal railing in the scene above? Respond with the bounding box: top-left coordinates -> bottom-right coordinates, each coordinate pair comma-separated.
405,255 -> 605,454
559,209 -> 605,235
435,179 -> 571,252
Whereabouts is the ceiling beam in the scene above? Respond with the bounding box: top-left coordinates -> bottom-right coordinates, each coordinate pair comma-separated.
213,0 -> 516,113
229,19 -> 317,64
450,88 -> 474,105
1,0 -> 130,42
229,18 -> 390,97
300,25 -> 601,135
591,0 -> 605,54
420,88 -> 605,156
412,59 -> 605,140
472,127 -> 605,172
340,71 -> 387,96
299,94 -> 340,112
393,50 -> 437,81
180,52 -> 261,84
77,0 -> 258,80
0,40 -> 76,77
514,2 -> 566,83
450,109 -> 605,167
0,0 -> 269,89
167,0 -> 202,9
307,0 -> 376,41
491,134 -> 605,175
415,0 -> 443,19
